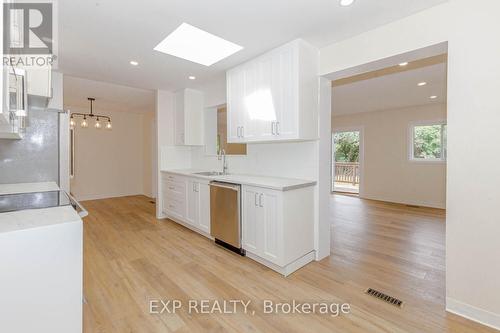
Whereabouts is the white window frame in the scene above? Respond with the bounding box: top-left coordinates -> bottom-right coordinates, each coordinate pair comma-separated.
408,120 -> 447,163
70,128 -> 75,178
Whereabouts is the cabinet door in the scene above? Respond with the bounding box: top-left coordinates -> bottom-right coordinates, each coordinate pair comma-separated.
185,179 -> 199,227
198,183 -> 210,234
274,46 -> 298,140
174,91 -> 185,145
242,187 -> 262,254
184,89 -> 204,146
260,190 -> 282,264
240,62 -> 260,142
227,68 -> 245,143
27,68 -> 52,97
254,55 -> 276,141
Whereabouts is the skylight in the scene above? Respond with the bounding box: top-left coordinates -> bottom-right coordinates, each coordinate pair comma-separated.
154,23 -> 243,66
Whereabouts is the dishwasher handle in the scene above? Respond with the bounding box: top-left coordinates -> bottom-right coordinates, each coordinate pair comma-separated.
209,182 -> 240,192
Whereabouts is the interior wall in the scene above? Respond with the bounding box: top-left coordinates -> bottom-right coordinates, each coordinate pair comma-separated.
320,0 -> 500,328
333,103 -> 447,208
69,107 -> 152,201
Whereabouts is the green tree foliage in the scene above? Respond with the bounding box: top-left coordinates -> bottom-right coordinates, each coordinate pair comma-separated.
334,132 -> 359,163
413,125 -> 443,159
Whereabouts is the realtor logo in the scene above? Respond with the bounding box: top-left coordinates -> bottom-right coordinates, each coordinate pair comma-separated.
2,1 -> 58,68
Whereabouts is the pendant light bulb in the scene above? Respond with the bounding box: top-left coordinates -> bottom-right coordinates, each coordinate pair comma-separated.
70,116 -> 75,128
81,116 -> 88,128
106,120 -> 112,130
95,117 -> 102,129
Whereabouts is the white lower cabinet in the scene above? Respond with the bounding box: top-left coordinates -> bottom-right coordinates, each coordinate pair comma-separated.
242,185 -> 315,275
162,172 -> 315,276
162,173 -> 210,235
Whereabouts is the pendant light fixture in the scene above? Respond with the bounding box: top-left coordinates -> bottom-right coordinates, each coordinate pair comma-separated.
70,98 -> 112,130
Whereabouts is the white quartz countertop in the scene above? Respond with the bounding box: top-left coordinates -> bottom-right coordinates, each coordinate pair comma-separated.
162,169 -> 316,191
0,182 -> 60,195
0,182 -> 82,234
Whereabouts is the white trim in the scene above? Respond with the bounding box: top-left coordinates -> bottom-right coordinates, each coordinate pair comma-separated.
361,193 -> 445,209
246,251 -> 316,277
74,192 -> 147,202
447,297 -> 500,331
408,120 -> 447,163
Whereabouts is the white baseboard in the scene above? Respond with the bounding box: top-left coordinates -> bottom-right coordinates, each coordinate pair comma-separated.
446,297 -> 500,331
75,192 -> 147,202
360,194 -> 445,209
246,251 -> 315,277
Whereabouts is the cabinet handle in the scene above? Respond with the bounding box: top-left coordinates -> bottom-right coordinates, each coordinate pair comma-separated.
254,193 -> 258,206
276,122 -> 280,135
241,126 -> 244,138
237,126 -> 241,138
259,194 -> 263,207
271,122 -> 276,135
169,186 -> 174,190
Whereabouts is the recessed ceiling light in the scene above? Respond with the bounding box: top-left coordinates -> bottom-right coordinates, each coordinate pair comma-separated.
340,0 -> 355,6
399,62 -> 409,67
154,23 -> 243,66
188,76 -> 196,80
130,60 -> 139,66
430,95 -> 438,99
418,82 -> 427,86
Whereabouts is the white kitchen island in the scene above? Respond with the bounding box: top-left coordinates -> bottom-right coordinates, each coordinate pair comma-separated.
0,182 -> 84,333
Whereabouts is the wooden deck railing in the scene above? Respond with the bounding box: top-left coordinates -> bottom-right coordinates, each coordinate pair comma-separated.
334,162 -> 360,185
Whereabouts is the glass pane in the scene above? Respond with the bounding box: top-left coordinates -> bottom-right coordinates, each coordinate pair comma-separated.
333,131 -> 360,163
413,125 -> 442,159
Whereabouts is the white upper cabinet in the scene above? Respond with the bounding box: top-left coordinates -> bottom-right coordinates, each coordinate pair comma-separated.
226,39 -> 319,143
174,88 -> 205,146
27,68 -> 52,98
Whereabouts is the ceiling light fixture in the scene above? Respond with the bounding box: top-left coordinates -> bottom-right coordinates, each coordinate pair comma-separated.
418,82 -> 427,86
340,0 -> 355,6
71,98 -> 113,130
154,23 -> 243,66
430,95 -> 438,99
399,62 -> 409,67
188,76 -> 196,80
130,60 -> 139,66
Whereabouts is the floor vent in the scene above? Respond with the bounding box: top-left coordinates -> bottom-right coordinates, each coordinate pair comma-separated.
406,204 -> 420,208
365,288 -> 403,308
149,200 -> 156,204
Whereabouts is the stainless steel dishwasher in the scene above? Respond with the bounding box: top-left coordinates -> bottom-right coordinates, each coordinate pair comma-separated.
210,181 -> 245,255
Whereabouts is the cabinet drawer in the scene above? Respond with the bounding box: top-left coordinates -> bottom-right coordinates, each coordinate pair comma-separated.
162,173 -> 183,183
164,197 -> 185,218
164,187 -> 185,202
164,180 -> 186,195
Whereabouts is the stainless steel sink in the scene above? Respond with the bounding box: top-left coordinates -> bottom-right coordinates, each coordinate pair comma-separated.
194,171 -> 227,176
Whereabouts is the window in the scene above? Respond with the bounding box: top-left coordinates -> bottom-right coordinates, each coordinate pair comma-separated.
410,122 -> 447,161
70,128 -> 75,178
217,106 -> 247,155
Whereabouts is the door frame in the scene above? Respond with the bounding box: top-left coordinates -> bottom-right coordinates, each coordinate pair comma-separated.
331,126 -> 364,196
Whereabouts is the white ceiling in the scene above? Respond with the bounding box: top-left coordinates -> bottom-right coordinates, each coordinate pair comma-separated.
332,63 -> 447,115
58,0 -> 448,91
63,76 -> 155,113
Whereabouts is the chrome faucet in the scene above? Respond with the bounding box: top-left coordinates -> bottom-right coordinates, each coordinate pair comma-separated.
218,149 -> 228,175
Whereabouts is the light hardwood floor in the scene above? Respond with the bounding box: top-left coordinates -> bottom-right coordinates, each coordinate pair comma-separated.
82,194 -> 497,333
